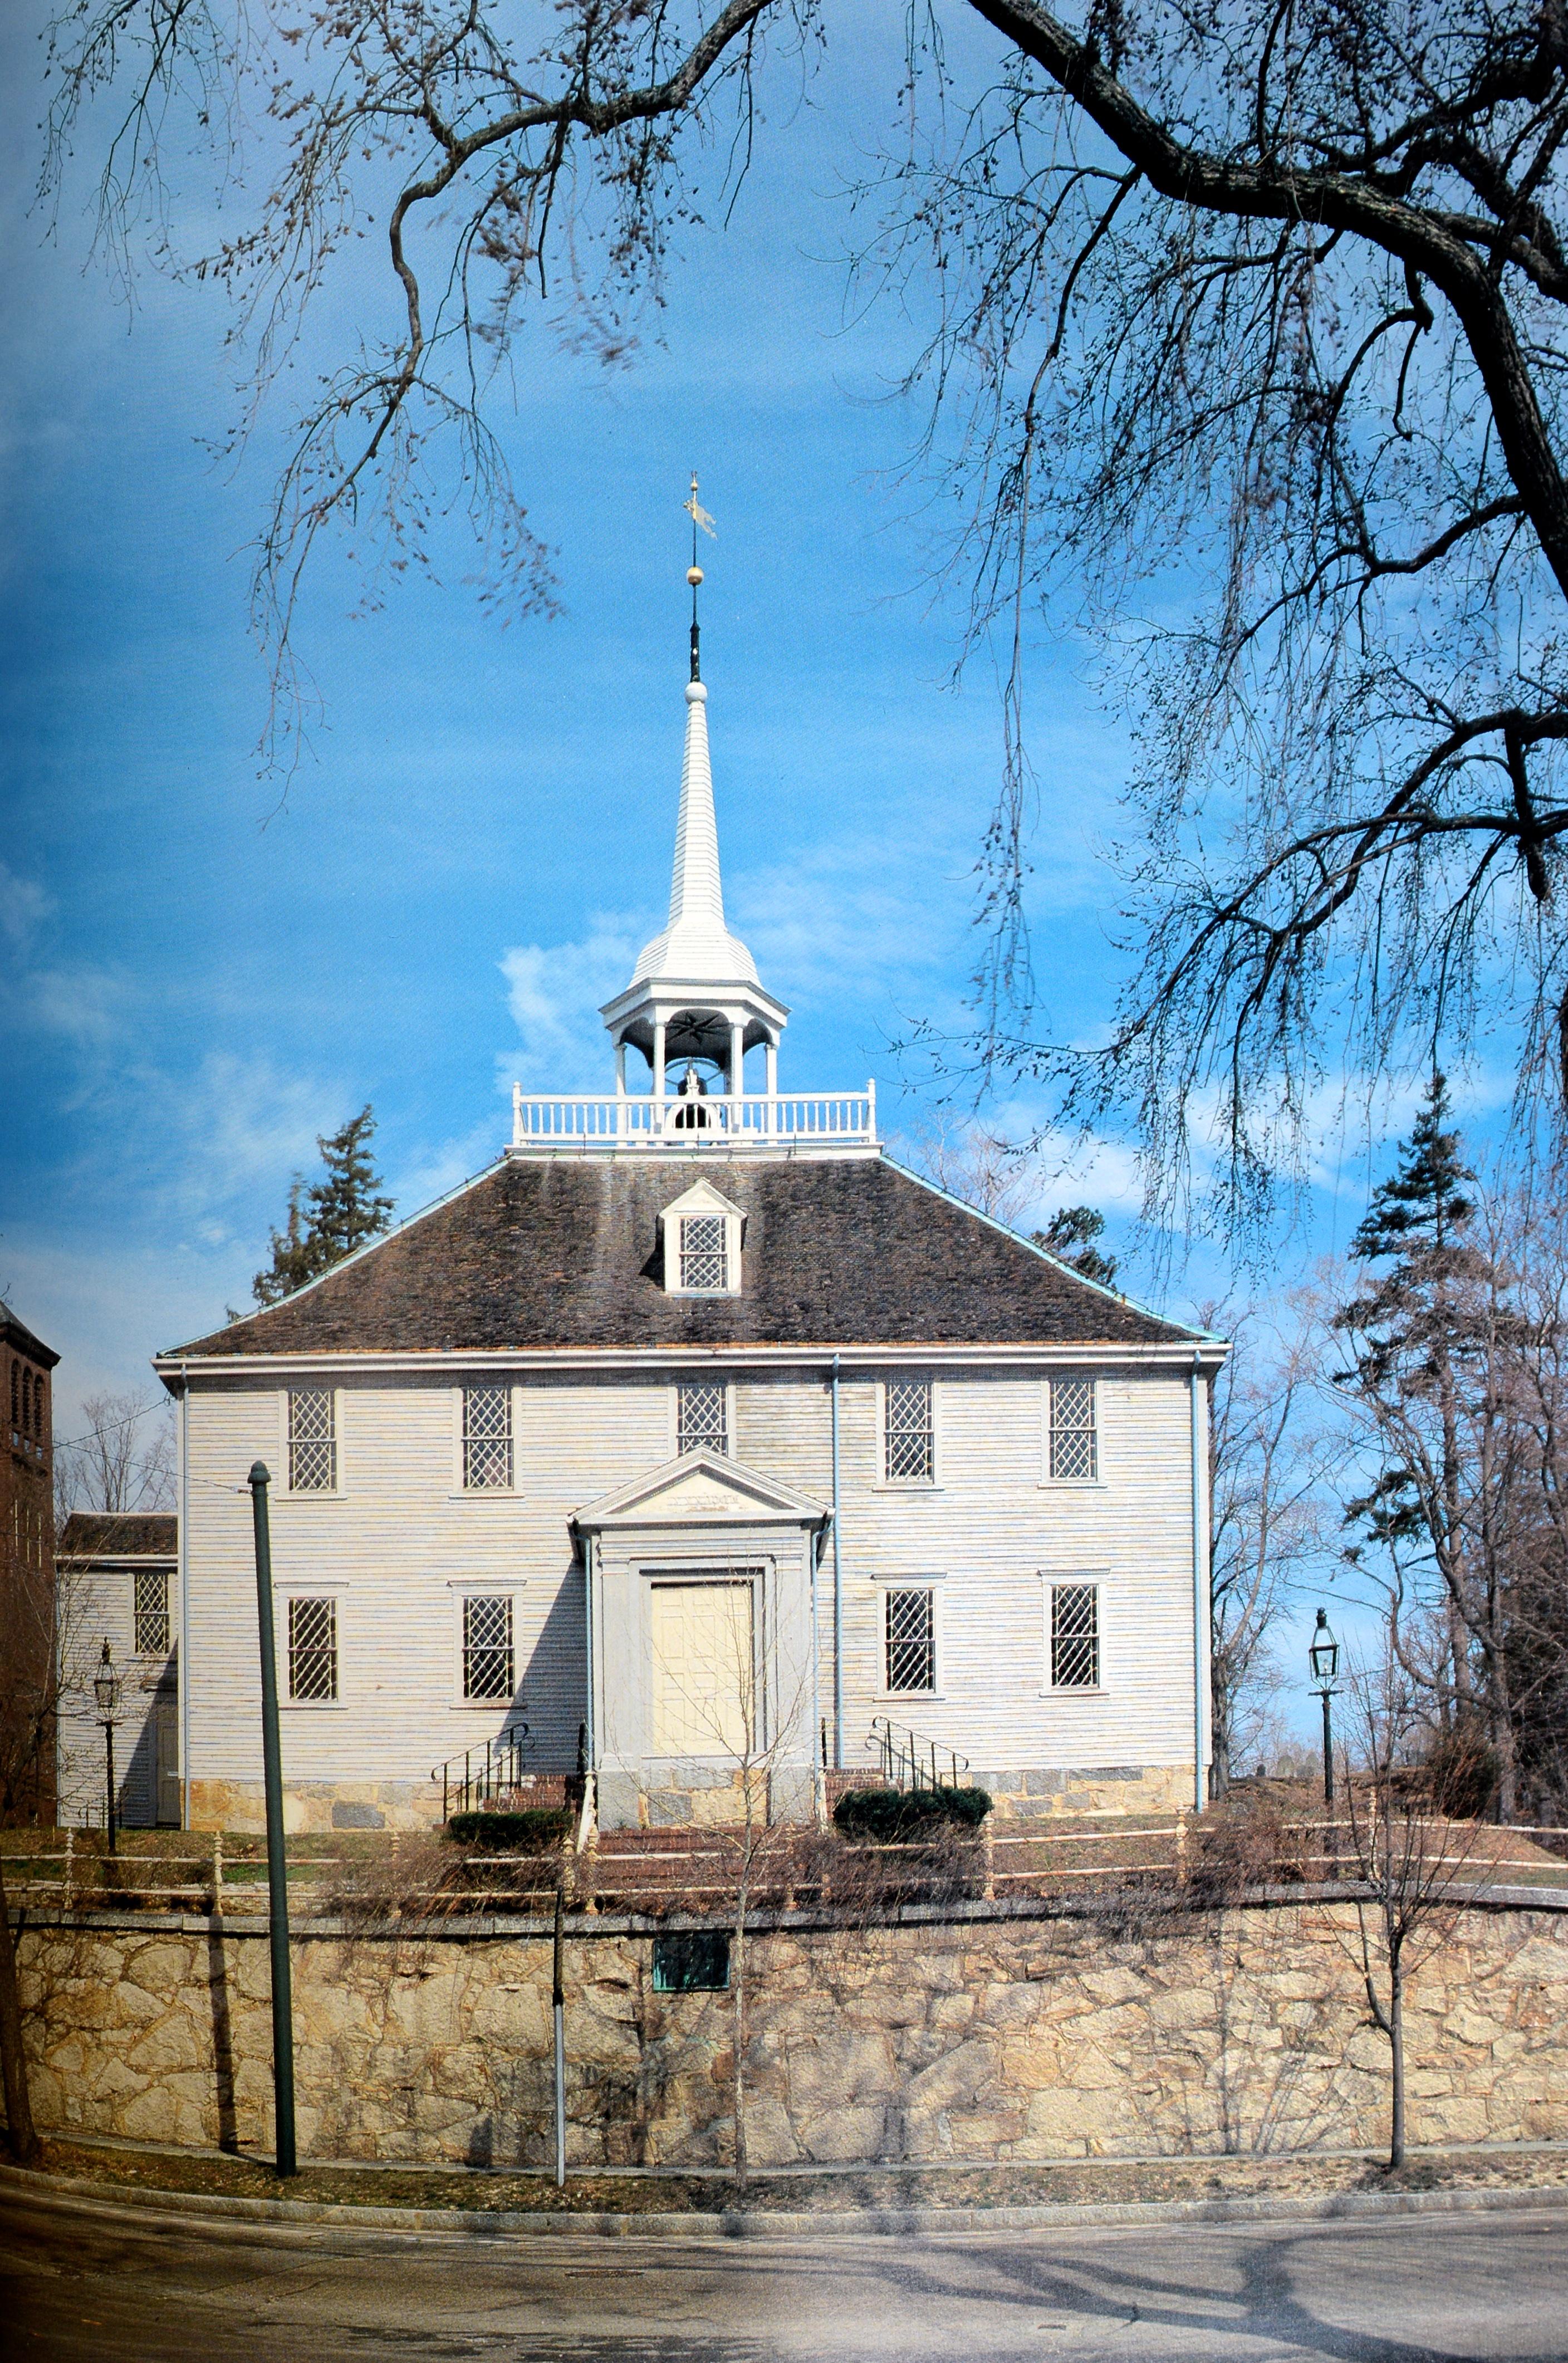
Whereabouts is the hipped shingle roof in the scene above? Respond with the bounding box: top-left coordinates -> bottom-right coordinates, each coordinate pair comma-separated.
166,1154 -> 1199,1360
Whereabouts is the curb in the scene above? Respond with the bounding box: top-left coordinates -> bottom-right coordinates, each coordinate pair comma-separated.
4,2160 -> 1568,2244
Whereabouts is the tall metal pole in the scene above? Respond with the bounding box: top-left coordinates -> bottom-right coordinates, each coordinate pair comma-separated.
1321,1686 -> 1336,1811
831,1354 -> 843,1768
248,1462 -> 297,2178
104,1721 -> 117,1856
552,1884 -> 566,2188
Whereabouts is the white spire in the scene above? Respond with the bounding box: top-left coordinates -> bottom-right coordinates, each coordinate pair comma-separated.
599,654 -> 787,1091
629,681 -> 759,989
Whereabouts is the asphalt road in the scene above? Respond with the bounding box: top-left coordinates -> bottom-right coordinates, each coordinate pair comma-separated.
2,2184 -> 1565,2362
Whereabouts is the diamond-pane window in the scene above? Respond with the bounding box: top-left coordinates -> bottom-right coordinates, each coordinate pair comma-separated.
885,1587 -> 937,1692
287,1596 -> 338,1701
1050,1379 -> 1097,1480
462,1385 -> 512,1490
679,1214 -> 728,1292
134,1570 -> 170,1657
1051,1582 -> 1100,1688
288,1389 -> 336,1492
463,1594 -> 514,1700
884,1379 -> 935,1482
678,1381 -> 728,1456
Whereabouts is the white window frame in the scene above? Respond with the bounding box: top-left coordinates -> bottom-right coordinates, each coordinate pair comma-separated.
282,1590 -> 342,1707
871,1573 -> 947,1700
280,1386 -> 342,1498
673,1377 -> 733,1459
452,1382 -> 518,1494
459,1591 -> 517,1704
1044,1376 -> 1100,1485
445,1581 -> 527,1709
133,1568 -> 171,1659
657,1182 -> 744,1297
879,1377 -> 939,1487
1041,1572 -> 1106,1694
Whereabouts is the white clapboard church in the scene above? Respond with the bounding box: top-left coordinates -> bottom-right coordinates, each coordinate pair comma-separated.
155,605 -> 1223,1834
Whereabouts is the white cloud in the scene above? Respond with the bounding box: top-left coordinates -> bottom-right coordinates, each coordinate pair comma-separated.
0,861 -> 53,954
498,914 -> 640,1091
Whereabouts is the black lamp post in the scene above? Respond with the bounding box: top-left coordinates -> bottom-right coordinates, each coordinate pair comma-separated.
92,1639 -> 122,1855
1309,1608 -> 1339,1812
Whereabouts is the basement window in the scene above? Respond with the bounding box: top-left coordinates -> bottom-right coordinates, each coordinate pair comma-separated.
652,1930 -> 731,1992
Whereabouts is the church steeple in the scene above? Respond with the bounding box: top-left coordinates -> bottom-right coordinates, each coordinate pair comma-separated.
599,495 -> 788,1106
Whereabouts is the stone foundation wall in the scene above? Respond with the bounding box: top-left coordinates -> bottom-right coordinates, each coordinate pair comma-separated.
13,1901 -> 1567,2169
188,1762 -> 1193,1835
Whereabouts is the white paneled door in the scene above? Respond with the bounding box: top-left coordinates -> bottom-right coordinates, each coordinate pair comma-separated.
649,1578 -> 756,1756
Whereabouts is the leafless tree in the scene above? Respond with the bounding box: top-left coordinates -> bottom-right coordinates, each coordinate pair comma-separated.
53,1392 -> 174,1524
1207,1292 -> 1330,1795
42,4 -> 1568,1215
901,1114 -> 1038,1225
1334,1644 -> 1483,2169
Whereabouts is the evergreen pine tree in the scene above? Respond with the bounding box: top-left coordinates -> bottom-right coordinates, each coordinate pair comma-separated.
1335,1072 -> 1496,1763
253,1107 -> 395,1307
1033,1205 -> 1118,1288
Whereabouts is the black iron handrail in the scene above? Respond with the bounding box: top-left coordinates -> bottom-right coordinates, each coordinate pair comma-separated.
432,1725 -> 531,1820
869,1716 -> 970,1794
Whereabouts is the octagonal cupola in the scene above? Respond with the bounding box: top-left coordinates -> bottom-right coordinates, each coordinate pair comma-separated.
599,614 -> 788,1104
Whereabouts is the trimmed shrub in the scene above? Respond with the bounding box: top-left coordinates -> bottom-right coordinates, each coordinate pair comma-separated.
446,1808 -> 572,1852
832,1785 -> 992,1841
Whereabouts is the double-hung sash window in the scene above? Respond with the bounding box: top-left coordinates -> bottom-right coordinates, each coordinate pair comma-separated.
1048,1379 -> 1097,1480
884,1379 -> 935,1482
462,1385 -> 512,1490
287,1388 -> 336,1492
133,1570 -> 170,1657
677,1381 -> 728,1457
462,1595 -> 514,1701
884,1587 -> 937,1693
287,1596 -> 338,1701
1050,1582 -> 1100,1689
679,1214 -> 729,1292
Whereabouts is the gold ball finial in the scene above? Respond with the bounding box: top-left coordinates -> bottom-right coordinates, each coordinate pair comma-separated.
687,565 -> 704,587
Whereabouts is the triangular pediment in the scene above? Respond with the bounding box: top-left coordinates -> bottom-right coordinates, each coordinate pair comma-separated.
574,1449 -> 827,1530
656,1177 -> 744,1228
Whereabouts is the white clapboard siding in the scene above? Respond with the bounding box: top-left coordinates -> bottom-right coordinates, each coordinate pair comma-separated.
55,1563 -> 179,1828
184,1360 -> 1204,1792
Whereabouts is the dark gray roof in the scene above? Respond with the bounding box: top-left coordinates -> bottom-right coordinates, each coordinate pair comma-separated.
59,1511 -> 178,1559
168,1154 -> 1199,1360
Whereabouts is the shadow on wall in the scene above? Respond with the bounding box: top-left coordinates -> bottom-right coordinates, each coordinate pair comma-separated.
205,1924 -> 238,2154
517,1571 -> 588,1769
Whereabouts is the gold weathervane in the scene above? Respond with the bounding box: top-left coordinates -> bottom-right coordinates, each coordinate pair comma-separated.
684,473 -> 717,543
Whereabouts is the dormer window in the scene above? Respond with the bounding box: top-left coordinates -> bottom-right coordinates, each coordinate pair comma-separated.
680,1214 -> 728,1291
658,1180 -> 744,1296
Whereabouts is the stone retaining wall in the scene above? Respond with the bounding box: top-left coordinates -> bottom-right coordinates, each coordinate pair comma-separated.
12,1903 -> 1567,2169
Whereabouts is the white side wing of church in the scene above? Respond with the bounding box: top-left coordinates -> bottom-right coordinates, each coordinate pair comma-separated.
155,629 -> 1225,1833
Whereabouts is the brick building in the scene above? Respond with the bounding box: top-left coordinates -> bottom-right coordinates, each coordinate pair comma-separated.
2,1303 -> 59,1824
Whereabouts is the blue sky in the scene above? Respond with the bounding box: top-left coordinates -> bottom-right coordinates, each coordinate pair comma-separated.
0,4 -> 1491,1718
0,1 -> 1148,1410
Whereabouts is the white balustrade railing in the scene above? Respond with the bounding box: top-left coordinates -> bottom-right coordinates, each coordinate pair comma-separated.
511,1082 -> 878,1148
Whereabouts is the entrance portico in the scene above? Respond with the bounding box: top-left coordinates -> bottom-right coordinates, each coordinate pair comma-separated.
574,1451 -> 829,1830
